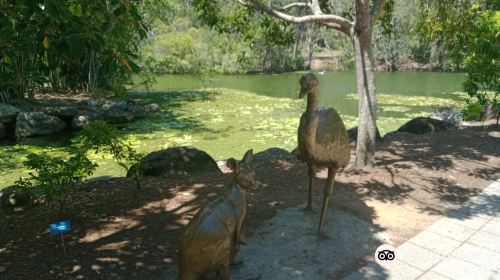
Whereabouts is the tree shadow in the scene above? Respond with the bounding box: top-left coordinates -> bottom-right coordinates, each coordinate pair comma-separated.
0,157 -> 385,280
342,166 -> 414,204
447,184 -> 500,220
379,127 -> 499,176
1,125 -> 497,279
375,126 -> 499,217
125,90 -> 220,135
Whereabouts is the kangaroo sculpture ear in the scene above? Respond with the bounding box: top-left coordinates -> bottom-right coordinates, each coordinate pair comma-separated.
242,149 -> 253,165
227,158 -> 239,172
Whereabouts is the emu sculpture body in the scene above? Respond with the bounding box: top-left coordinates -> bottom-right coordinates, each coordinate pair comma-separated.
297,73 -> 350,231
178,149 -> 256,280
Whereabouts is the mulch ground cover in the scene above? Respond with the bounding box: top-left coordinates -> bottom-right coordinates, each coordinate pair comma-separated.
1,124 -> 498,279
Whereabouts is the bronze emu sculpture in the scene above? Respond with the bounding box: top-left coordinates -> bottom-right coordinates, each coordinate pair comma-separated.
297,73 -> 350,231
178,149 -> 256,280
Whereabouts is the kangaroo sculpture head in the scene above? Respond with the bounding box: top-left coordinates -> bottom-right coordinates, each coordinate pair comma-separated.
226,149 -> 257,190
299,73 -> 318,99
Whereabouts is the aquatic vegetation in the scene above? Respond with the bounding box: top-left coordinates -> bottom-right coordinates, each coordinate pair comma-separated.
0,87 -> 467,188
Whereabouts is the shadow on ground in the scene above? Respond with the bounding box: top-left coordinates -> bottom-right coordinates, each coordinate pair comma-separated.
0,125 -> 498,279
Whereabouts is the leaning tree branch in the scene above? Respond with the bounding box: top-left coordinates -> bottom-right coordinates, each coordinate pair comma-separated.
371,0 -> 389,24
240,0 -> 353,36
281,2 -> 309,11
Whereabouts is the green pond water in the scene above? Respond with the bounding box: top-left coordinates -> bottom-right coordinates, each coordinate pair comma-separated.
0,72 -> 466,188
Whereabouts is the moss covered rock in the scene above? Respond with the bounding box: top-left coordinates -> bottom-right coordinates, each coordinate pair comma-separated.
128,146 -> 221,178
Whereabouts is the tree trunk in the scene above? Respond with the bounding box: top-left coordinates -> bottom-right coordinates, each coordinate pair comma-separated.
305,28 -> 315,70
353,0 -> 377,168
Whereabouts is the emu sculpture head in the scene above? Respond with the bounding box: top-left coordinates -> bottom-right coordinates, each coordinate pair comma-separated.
299,73 -> 318,99
226,149 -> 257,190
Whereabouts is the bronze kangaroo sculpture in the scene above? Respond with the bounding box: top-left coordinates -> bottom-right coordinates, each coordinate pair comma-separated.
178,149 -> 256,280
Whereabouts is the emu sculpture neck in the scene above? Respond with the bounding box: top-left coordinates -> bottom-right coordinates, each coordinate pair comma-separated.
306,87 -> 318,113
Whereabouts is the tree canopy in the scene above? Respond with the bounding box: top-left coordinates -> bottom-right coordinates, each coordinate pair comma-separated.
418,0 -> 499,117
0,0 -> 168,98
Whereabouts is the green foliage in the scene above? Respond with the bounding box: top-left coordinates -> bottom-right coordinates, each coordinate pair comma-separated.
15,151 -> 96,213
462,10 -> 499,113
193,0 -> 295,46
143,0 -> 302,74
418,1 -> 499,114
141,0 -> 303,74
80,121 -> 144,189
142,20 -> 255,74
373,0 -> 436,70
0,0 -> 158,98
462,101 -> 482,121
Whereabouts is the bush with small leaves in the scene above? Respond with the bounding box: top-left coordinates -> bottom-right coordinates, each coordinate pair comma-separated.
80,121 -> 145,189
15,151 -> 96,213
462,101 -> 482,121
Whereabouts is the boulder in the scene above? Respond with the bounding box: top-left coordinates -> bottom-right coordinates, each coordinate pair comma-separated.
252,148 -> 296,167
481,102 -> 500,121
144,103 -> 160,112
41,105 -> 79,119
347,126 -> 382,142
87,99 -> 128,111
0,186 -> 33,211
85,176 -> 118,184
429,107 -> 463,128
0,122 -> 5,139
103,109 -> 135,124
127,146 -> 221,178
71,111 -> 104,129
127,105 -> 148,119
397,117 -> 453,134
15,112 -> 66,137
382,131 -> 412,141
0,103 -> 21,123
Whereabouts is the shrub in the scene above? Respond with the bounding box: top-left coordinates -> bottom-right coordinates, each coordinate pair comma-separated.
80,121 -> 144,189
462,101 -> 482,121
15,151 -> 96,213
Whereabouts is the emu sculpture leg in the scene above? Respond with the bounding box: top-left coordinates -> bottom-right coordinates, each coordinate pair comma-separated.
305,163 -> 316,210
319,167 -> 337,231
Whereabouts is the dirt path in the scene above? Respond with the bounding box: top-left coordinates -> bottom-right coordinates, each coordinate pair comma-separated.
1,125 -> 498,279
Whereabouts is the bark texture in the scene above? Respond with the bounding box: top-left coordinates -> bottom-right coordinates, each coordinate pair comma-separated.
353,0 -> 378,168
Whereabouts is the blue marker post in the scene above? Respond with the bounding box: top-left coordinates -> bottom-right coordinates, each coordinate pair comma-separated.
49,220 -> 71,257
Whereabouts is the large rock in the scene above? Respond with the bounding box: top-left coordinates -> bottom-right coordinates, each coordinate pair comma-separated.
87,99 -> 128,111
347,126 -> 382,142
15,112 -> 66,137
127,146 -> 221,178
127,105 -> 148,119
41,105 -> 79,119
0,122 -> 5,139
103,108 -> 135,124
71,111 -> 103,129
397,117 -> 453,134
0,103 -> 21,123
0,186 -> 33,211
144,103 -> 160,112
481,102 -> 500,121
429,107 -> 463,128
382,131 -> 412,141
252,148 -> 296,167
